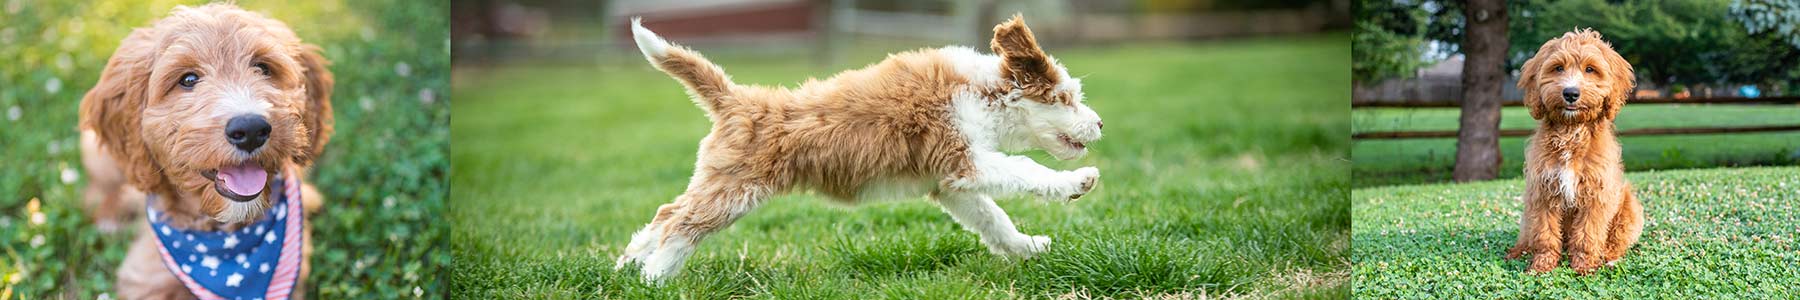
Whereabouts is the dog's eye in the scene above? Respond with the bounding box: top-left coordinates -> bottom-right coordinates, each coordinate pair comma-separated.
1584,66 -> 1596,73
177,73 -> 200,89
1553,65 -> 1564,73
253,63 -> 272,76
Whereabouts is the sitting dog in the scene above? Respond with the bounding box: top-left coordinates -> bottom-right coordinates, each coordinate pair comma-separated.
1503,29 -> 1645,275
80,4 -> 333,299
613,15 -> 1104,282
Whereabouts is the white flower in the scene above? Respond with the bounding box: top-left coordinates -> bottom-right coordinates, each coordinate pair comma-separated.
29,211 -> 44,225
395,61 -> 411,77
419,88 -> 435,105
29,235 -> 43,248
60,166 -> 79,185
414,287 -> 423,298
45,77 -> 60,94
6,105 -> 18,121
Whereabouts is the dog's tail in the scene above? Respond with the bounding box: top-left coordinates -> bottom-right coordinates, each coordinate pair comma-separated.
632,17 -> 736,114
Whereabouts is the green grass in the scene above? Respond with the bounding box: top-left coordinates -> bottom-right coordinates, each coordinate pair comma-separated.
1352,166 -> 1800,298
0,0 -> 448,298
1352,105 -> 1800,187
450,34 -> 1352,298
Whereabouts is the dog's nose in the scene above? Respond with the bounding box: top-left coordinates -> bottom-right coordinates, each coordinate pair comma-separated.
1561,87 -> 1580,103
1097,121 -> 1104,129
224,115 -> 271,152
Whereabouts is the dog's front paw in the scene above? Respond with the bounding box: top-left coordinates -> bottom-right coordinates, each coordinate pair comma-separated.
1569,253 -> 1602,276
988,234 -> 1052,259
1040,167 -> 1100,202
1526,252 -> 1560,274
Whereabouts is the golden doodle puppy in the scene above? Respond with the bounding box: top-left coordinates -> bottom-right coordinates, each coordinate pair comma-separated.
79,4 -> 333,299
1504,29 -> 1645,275
614,15 -> 1104,282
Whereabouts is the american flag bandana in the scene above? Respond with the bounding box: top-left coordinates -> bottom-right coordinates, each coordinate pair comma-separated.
147,174 -> 305,300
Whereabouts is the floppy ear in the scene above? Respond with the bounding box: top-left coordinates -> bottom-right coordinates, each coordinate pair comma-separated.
1517,50 -> 1546,121
79,30 -> 168,194
295,43 -> 334,165
1599,44 -> 1634,120
991,14 -> 1057,88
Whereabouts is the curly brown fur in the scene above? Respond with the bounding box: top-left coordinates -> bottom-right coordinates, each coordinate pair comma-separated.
615,15 -> 1105,283
1503,29 -> 1645,275
78,4 -> 333,298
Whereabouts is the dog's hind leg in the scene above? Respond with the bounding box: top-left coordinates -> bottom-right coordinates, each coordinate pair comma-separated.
1602,188 -> 1644,265
633,179 -> 770,283
933,191 -> 1050,258
615,199 -> 686,270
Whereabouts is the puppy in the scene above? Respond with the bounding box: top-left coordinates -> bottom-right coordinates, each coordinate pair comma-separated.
613,15 -> 1104,282
79,4 -> 333,299
1503,29 -> 1645,275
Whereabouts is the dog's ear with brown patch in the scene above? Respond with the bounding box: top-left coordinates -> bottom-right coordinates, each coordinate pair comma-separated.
1599,44 -> 1634,120
1518,43 -> 1551,120
79,30 -> 167,194
991,15 -> 1057,88
295,43 -> 335,165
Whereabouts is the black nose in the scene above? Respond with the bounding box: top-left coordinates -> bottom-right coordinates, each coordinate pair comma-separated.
224,115 -> 271,152
1561,87 -> 1580,103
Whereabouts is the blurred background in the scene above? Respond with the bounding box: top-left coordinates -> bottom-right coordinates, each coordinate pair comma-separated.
1351,0 -> 1800,187
450,0 -> 1350,67
0,0 -> 448,298
449,0 -> 1356,298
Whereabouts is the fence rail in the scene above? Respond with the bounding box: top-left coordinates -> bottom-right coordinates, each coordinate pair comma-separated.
1352,96 -> 1800,140
1353,125 -> 1800,140
1351,96 -> 1800,108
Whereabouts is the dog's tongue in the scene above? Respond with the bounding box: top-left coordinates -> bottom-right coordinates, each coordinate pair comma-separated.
218,162 -> 267,196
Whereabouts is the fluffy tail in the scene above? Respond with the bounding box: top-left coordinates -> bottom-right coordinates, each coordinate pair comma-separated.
632,17 -> 736,114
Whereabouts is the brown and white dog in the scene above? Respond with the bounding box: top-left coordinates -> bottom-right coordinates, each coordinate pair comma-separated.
80,4 -> 332,299
1503,29 -> 1645,275
613,15 -> 1103,282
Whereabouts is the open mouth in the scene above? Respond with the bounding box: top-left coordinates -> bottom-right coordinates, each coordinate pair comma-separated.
198,161 -> 268,202
1057,133 -> 1086,150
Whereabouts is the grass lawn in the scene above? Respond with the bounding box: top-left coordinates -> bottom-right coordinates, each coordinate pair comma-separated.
1352,166 -> 1800,298
0,1 -> 449,298
1351,105 -> 1800,187
449,34 -> 1352,298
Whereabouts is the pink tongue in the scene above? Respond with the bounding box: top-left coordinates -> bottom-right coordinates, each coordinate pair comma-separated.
218,162 -> 268,196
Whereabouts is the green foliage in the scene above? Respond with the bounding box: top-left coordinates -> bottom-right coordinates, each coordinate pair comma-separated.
1353,166 -> 1800,298
1351,105 -> 1800,187
1731,0 -> 1800,48
1350,0 -> 1459,83
449,35 -> 1352,298
1355,0 -> 1800,88
0,0 -> 449,298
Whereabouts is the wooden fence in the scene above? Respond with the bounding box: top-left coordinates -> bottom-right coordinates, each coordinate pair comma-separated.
1351,96 -> 1800,140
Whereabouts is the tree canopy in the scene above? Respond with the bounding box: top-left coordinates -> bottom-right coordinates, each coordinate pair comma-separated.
1355,0 -> 1800,92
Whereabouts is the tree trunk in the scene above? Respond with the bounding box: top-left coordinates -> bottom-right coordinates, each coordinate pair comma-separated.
1453,0 -> 1508,182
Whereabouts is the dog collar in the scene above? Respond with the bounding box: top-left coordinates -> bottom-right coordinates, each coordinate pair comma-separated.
146,175 -> 305,300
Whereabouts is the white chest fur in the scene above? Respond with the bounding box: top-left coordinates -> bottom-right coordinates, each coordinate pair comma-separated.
1556,151 -> 1578,208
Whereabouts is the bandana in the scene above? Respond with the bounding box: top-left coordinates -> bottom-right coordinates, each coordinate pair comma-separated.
147,175 -> 304,300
